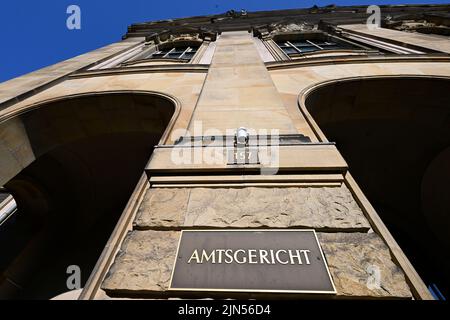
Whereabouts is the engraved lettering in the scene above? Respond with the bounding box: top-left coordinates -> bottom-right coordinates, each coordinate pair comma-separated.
275,250 -> 289,265
234,249 -> 247,264
289,249 -> 303,265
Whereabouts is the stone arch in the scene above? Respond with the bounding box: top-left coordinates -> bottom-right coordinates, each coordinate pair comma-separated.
0,90 -> 180,186
0,91 -> 178,299
302,75 -> 450,296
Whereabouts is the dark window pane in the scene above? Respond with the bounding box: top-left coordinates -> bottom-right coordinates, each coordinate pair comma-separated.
291,41 -> 312,47
167,53 -> 182,58
171,49 -> 187,54
282,47 -> 298,55
150,52 -> 166,58
297,46 -> 317,53
317,42 -> 342,48
181,52 -> 195,60
158,49 -> 171,55
321,45 -> 344,50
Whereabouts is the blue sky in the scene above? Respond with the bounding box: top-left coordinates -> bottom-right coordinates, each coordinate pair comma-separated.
0,1 -> 446,82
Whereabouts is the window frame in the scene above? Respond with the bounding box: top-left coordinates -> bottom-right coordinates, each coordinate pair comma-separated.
273,32 -> 378,59
148,45 -> 200,60
122,40 -> 203,66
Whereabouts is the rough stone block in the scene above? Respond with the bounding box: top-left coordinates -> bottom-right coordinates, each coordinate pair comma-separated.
101,231 -> 412,299
318,232 -> 412,298
101,230 -> 179,294
135,185 -> 370,231
135,188 -> 188,228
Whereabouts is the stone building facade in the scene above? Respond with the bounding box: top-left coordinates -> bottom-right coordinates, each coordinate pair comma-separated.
0,4 -> 449,300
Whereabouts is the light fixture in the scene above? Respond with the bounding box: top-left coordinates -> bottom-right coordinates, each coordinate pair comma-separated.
235,127 -> 249,148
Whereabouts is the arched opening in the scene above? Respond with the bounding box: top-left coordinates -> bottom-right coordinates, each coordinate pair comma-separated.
0,92 -> 175,299
305,76 -> 450,299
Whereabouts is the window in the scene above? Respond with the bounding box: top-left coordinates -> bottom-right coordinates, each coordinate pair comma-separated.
119,42 -> 203,66
276,39 -> 351,57
145,45 -> 200,60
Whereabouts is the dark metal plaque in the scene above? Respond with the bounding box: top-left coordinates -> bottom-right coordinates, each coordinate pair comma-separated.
169,230 -> 336,294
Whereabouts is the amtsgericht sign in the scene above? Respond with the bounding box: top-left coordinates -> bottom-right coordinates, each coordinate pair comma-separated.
187,248 -> 313,265
169,230 -> 336,294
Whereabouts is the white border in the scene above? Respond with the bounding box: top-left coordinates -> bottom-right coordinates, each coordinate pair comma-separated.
168,229 -> 337,294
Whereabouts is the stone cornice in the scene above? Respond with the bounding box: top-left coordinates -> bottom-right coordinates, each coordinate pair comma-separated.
125,4 -> 450,38
266,54 -> 450,70
69,64 -> 209,79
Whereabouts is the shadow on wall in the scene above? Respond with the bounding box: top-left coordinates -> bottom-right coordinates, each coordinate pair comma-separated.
305,76 -> 450,299
0,92 -> 175,299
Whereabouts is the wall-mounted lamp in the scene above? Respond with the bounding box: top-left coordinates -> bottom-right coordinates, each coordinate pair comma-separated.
235,127 -> 249,148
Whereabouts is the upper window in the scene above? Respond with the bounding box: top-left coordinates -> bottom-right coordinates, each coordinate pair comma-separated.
145,44 -> 200,61
272,31 -> 379,59
276,39 -> 351,57
119,41 -> 204,67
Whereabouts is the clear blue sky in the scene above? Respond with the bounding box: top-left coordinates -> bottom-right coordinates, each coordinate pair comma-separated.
0,1 -> 446,82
